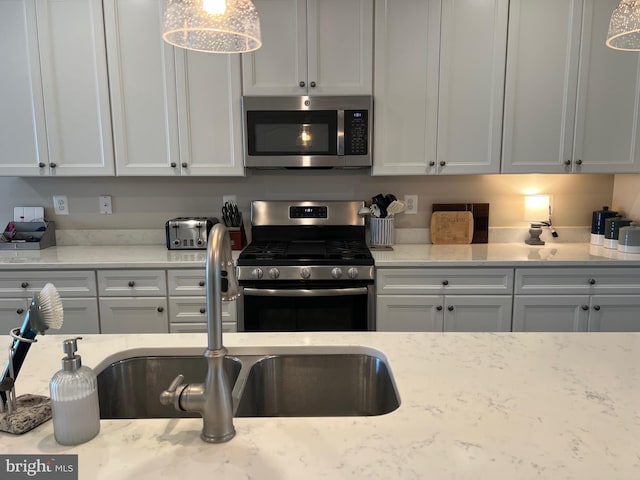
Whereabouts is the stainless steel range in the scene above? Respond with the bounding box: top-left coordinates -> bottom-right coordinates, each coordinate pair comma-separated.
237,201 -> 375,332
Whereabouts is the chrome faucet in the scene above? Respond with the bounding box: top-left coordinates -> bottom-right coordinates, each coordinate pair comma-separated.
160,223 -> 239,443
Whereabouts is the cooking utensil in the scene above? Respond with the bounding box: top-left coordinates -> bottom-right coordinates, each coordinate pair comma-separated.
386,200 -> 406,216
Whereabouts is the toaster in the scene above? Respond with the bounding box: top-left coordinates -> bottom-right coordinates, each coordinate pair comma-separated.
165,217 -> 219,250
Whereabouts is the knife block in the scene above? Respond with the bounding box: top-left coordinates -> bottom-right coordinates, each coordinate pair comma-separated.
228,223 -> 247,250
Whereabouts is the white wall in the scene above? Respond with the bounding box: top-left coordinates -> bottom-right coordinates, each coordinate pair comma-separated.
0,172 -> 614,231
612,174 -> 640,222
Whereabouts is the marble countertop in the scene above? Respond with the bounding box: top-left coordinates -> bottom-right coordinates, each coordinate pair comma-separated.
1,332 -> 639,479
0,243 -> 639,270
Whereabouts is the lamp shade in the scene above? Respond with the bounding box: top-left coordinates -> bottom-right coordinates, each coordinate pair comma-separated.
524,195 -> 550,222
163,0 -> 262,54
606,0 -> 640,51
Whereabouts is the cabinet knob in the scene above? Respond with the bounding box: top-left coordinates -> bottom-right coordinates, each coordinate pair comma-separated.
581,304 -> 589,311
436,305 -> 443,311
170,162 -> 177,168
128,281 -> 135,287
429,161 -> 436,167
588,278 -> 596,285
157,306 -> 164,313
16,308 -> 24,315
564,159 -> 571,166
49,163 -> 57,168
442,280 -> 449,286
447,305 -> 454,311
198,280 -> 205,287
181,162 -> 188,168
299,81 -> 305,87
20,282 -> 29,289
199,307 -> 206,314
575,159 -> 583,165
310,81 -> 316,88
439,161 -> 446,167
38,162 -> 46,168
593,305 -> 601,311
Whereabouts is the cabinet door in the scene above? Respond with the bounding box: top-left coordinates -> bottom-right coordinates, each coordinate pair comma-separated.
36,0 -> 114,176
0,298 -> 31,334
436,0 -> 507,174
588,295 -> 640,332
306,0 -> 373,95
444,295 -> 512,332
99,297 -> 168,333
104,0 -> 180,175
175,51 -> 244,176
502,0 -> 583,173
57,298 -> 100,335
0,0 -> 48,176
372,0 -> 440,175
242,0 -> 307,95
513,295 -> 589,332
376,295 -> 444,332
572,0 -> 640,173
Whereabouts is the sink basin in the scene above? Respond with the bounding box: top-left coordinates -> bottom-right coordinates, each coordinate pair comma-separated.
97,355 -> 242,419
235,354 -> 399,417
96,347 -> 400,419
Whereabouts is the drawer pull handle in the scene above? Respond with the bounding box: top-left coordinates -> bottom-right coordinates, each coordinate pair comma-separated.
436,305 -> 443,311
16,308 -> 24,315
588,278 -> 596,285
581,304 -> 589,311
200,308 -> 206,314
199,281 -> 205,287
20,282 -> 29,289
128,281 -> 135,287
442,280 -> 449,286
157,306 -> 164,313
593,305 -> 601,311
447,305 -> 454,311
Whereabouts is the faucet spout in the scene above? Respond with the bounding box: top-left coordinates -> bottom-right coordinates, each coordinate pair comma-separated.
160,223 -> 239,443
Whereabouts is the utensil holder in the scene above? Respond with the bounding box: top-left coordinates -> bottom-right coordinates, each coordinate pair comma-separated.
370,217 -> 395,248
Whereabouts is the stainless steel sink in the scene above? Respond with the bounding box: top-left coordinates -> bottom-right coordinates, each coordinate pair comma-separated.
97,348 -> 400,419
235,354 -> 399,417
97,355 -> 242,419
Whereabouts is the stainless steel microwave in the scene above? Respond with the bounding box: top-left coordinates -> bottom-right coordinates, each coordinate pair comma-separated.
242,96 -> 372,169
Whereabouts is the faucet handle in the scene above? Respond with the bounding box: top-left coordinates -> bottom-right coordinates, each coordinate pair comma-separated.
160,374 -> 186,410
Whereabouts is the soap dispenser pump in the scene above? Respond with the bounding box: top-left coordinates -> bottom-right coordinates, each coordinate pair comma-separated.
49,337 -> 100,445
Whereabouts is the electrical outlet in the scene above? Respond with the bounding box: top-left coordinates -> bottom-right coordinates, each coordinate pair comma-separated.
404,195 -> 418,215
99,195 -> 113,215
53,195 -> 69,215
222,195 -> 237,205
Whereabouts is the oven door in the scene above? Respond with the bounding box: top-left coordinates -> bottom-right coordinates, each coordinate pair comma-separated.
238,282 -> 375,332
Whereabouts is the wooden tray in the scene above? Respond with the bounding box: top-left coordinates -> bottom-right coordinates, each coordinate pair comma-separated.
430,211 -> 474,244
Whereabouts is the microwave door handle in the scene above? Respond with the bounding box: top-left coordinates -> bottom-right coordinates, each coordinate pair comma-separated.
242,287 -> 368,297
337,110 -> 345,155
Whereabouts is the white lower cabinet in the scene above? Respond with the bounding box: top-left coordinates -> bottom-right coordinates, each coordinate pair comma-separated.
99,297 -> 168,334
376,268 -> 514,332
513,267 -> 640,331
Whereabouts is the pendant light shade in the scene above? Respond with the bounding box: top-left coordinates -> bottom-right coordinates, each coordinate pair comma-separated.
606,0 -> 640,51
163,0 -> 262,54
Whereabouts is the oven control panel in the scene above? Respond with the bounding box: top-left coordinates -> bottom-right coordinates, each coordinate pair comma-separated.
289,206 -> 328,219
238,265 -> 375,282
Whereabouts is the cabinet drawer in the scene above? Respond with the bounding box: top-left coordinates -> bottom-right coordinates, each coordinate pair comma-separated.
167,269 -> 206,296
168,297 -> 236,324
515,267 -> 640,295
0,270 -> 97,298
99,297 -> 168,333
169,322 -> 237,334
376,268 -> 514,295
98,270 -> 166,296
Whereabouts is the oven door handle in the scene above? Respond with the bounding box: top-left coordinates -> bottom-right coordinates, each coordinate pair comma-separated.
242,287 -> 369,297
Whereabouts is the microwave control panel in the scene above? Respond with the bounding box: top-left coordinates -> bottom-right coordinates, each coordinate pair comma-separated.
344,110 -> 369,155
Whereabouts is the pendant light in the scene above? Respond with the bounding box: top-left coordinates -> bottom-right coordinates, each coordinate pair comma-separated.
606,0 -> 640,51
163,0 -> 262,54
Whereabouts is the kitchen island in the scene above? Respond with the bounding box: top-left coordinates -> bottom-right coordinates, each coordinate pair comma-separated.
1,331 -> 638,479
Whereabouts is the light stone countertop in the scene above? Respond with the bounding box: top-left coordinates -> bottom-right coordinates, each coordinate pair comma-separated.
0,243 -> 640,270
0,332 -> 639,479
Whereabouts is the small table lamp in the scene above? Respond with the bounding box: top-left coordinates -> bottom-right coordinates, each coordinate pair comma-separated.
524,194 -> 550,245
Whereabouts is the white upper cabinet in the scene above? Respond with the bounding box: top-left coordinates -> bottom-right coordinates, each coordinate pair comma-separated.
0,0 -> 114,177
373,0 -> 508,176
503,0 -> 640,174
104,0 -> 244,176
242,0 -> 373,95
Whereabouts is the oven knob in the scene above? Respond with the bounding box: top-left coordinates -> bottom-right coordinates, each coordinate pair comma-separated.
268,267 -> 280,279
331,267 -> 343,279
251,268 -> 264,280
300,267 -> 311,279
347,267 -> 359,279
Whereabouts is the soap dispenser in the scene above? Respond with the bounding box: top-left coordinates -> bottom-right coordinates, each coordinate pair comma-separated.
49,337 -> 100,445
